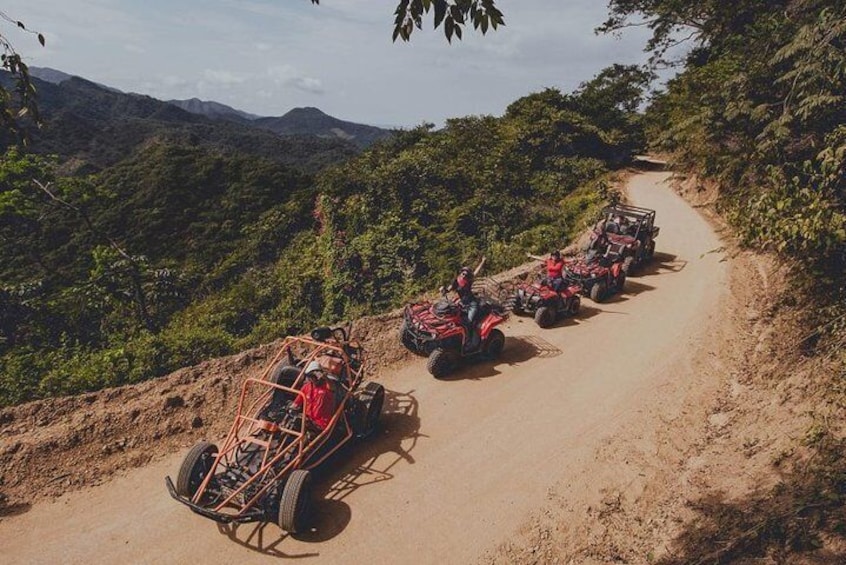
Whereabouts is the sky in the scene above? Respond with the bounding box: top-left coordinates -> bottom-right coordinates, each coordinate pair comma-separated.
2,1 -> 661,128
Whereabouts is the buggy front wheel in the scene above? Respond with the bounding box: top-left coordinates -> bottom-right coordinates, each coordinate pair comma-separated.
175,441 -> 217,499
279,469 -> 312,534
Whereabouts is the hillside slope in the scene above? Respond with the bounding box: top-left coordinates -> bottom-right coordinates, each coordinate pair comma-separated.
0,171 -> 746,563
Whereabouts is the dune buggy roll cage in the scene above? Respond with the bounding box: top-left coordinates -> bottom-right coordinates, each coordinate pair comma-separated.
166,330 -> 366,523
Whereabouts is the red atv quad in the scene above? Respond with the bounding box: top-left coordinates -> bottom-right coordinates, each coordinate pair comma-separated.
509,278 -> 582,328
564,252 -> 626,303
601,204 -> 660,273
165,326 -> 384,533
400,296 -> 508,378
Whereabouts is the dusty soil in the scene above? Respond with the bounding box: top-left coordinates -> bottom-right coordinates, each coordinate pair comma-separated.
0,171 -> 841,563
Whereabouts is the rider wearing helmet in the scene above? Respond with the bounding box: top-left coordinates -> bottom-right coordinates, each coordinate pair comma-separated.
292,360 -> 337,430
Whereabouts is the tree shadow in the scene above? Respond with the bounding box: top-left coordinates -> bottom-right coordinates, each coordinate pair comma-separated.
437,335 -> 563,382
657,436 -> 846,565
216,389 -> 423,556
636,252 -> 687,277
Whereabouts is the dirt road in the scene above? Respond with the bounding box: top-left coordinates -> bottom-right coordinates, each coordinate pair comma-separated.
0,171 -> 728,564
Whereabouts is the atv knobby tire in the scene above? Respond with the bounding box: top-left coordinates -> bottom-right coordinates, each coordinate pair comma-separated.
278,469 -> 312,533
569,296 -> 581,315
427,348 -> 456,379
534,306 -> 555,328
616,271 -> 626,293
484,329 -> 506,358
176,441 -> 217,499
590,281 -> 607,303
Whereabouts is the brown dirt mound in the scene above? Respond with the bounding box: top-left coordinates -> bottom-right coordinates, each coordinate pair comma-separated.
0,309 -> 415,511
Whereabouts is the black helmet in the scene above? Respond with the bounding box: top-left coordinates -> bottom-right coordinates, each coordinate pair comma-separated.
459,266 -> 472,276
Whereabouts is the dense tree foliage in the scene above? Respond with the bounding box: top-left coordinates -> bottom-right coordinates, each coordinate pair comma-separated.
611,0 -> 846,286
0,68 -> 646,405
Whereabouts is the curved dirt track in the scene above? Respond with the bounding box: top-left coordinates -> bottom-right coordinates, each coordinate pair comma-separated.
0,172 -> 728,564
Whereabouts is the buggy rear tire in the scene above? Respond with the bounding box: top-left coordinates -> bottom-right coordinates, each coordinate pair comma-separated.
278,469 -> 312,534
590,281 -> 607,303
646,240 -> 655,259
484,329 -> 505,358
622,256 -> 634,274
427,348 -> 456,379
359,382 -> 385,437
176,441 -> 217,498
534,306 -> 555,328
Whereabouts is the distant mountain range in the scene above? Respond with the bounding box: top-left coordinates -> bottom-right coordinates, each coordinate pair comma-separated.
29,66 -> 392,148
167,98 -> 261,122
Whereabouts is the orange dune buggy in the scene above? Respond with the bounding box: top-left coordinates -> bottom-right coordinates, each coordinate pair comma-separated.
165,326 -> 384,533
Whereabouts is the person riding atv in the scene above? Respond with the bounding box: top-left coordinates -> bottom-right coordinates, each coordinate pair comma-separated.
527,250 -> 566,292
511,251 -> 581,328
402,257 -> 507,378
440,258 -> 486,351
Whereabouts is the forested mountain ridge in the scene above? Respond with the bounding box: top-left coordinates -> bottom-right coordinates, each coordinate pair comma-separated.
0,73 -> 359,174
253,107 -> 393,148
167,98 -> 261,123
0,64 -> 647,406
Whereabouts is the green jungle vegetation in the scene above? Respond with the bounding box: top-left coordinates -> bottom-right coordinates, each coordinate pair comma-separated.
0,64 -> 648,406
600,1 -> 846,561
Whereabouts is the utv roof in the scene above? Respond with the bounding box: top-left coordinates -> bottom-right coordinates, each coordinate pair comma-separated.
603,203 -> 656,221
604,204 -> 655,217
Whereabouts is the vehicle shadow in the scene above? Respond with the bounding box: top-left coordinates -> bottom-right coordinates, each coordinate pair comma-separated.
553,303 -> 603,327
216,389 -> 422,555
438,335 -> 563,382
0,499 -> 31,518
620,279 -> 655,298
635,252 -> 687,277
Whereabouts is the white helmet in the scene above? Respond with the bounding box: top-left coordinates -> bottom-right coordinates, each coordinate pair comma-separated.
305,360 -> 323,375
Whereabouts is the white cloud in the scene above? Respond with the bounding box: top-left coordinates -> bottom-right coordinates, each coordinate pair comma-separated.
202,69 -> 246,86
4,0 -> 671,126
267,65 -> 325,94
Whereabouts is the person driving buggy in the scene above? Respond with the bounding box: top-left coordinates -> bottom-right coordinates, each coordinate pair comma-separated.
442,258 -> 486,349
291,360 -> 337,431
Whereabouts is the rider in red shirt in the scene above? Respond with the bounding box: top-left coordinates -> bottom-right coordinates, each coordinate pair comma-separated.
293,361 -> 336,430
545,250 -> 565,292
